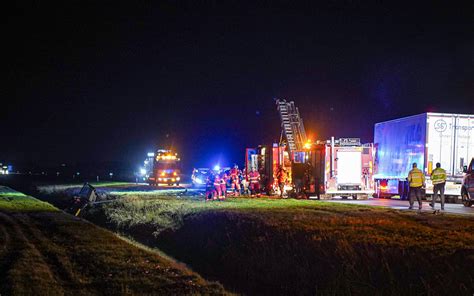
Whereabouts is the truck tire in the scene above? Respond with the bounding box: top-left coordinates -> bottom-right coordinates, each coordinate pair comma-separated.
461,191 -> 472,207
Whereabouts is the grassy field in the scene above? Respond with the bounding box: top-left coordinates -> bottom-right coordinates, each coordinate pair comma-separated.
0,186 -> 57,212
93,193 -> 474,295
0,186 -> 225,295
34,184 -> 474,295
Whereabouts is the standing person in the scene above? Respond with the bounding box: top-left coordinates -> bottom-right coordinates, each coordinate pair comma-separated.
205,174 -> 216,201
430,162 -> 447,210
276,165 -> 287,198
241,168 -> 250,196
230,165 -> 241,196
213,173 -> 222,199
408,162 -> 425,210
249,168 -> 261,197
220,171 -> 228,199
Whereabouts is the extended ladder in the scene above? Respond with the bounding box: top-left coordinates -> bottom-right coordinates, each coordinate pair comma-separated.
276,99 -> 307,153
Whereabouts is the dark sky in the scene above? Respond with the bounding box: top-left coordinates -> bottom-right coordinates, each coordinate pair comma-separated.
3,1 -> 473,170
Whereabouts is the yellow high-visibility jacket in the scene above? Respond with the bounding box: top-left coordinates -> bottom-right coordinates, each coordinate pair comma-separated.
408,167 -> 425,187
431,167 -> 447,185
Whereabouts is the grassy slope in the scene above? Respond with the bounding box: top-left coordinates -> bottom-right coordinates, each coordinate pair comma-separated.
101,195 -> 474,254
0,186 -> 57,212
0,186 -> 225,295
96,194 -> 474,295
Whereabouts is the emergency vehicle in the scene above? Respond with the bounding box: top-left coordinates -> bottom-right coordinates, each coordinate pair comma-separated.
191,168 -> 210,187
245,99 -> 375,198
245,144 -> 293,195
148,149 -> 181,186
305,138 -> 375,199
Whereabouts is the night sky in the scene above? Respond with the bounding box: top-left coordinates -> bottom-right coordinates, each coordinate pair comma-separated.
3,2 -> 473,170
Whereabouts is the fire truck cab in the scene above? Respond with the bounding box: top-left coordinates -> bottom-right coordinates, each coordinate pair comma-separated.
148,150 -> 181,186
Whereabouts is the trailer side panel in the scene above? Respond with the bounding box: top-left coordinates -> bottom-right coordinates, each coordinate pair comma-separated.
374,114 -> 427,179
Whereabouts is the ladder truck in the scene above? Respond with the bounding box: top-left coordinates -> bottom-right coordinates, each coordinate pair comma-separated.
246,99 -> 375,199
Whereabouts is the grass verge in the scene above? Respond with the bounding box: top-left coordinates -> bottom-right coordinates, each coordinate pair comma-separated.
0,186 -> 57,212
0,186 -> 226,295
98,193 -> 474,295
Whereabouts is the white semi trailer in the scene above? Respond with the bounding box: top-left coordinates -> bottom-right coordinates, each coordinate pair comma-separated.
373,112 -> 474,202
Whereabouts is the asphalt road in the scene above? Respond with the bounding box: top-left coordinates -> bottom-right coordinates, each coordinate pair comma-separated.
325,198 -> 474,216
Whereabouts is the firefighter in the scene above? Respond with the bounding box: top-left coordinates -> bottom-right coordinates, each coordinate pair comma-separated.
241,168 -> 250,196
205,174 -> 216,201
220,171 -> 228,199
249,168 -> 261,197
430,162 -> 447,210
276,165 -> 287,198
230,165 -> 241,196
213,173 -> 222,199
407,162 -> 425,210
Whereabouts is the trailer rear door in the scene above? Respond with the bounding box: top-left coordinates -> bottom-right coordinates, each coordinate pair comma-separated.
427,113 -> 474,177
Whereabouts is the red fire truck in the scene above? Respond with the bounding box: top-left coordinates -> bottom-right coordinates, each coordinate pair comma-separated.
244,100 -> 375,199
307,138 -> 374,199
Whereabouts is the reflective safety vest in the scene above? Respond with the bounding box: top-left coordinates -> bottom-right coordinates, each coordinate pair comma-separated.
408,168 -> 425,187
431,167 -> 447,185
249,171 -> 260,183
230,168 -> 240,181
276,169 -> 286,183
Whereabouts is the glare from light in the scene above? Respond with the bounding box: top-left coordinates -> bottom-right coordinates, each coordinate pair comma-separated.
140,168 -> 147,175
213,165 -> 220,171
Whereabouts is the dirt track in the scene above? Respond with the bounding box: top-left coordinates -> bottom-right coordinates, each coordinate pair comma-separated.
0,210 -> 225,295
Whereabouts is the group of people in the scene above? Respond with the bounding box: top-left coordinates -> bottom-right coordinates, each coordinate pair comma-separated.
408,162 -> 447,211
204,164 -> 292,201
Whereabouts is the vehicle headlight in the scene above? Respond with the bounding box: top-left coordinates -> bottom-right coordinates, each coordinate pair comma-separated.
177,177 -> 180,181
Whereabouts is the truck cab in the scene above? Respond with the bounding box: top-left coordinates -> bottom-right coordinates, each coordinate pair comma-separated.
148,150 -> 181,186
461,157 -> 474,207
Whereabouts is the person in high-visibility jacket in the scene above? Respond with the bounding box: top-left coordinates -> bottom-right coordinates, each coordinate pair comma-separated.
214,174 -> 222,199
430,162 -> 447,210
230,165 -> 241,196
407,162 -> 425,210
219,171 -> 228,199
276,165 -> 287,198
248,169 -> 261,197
